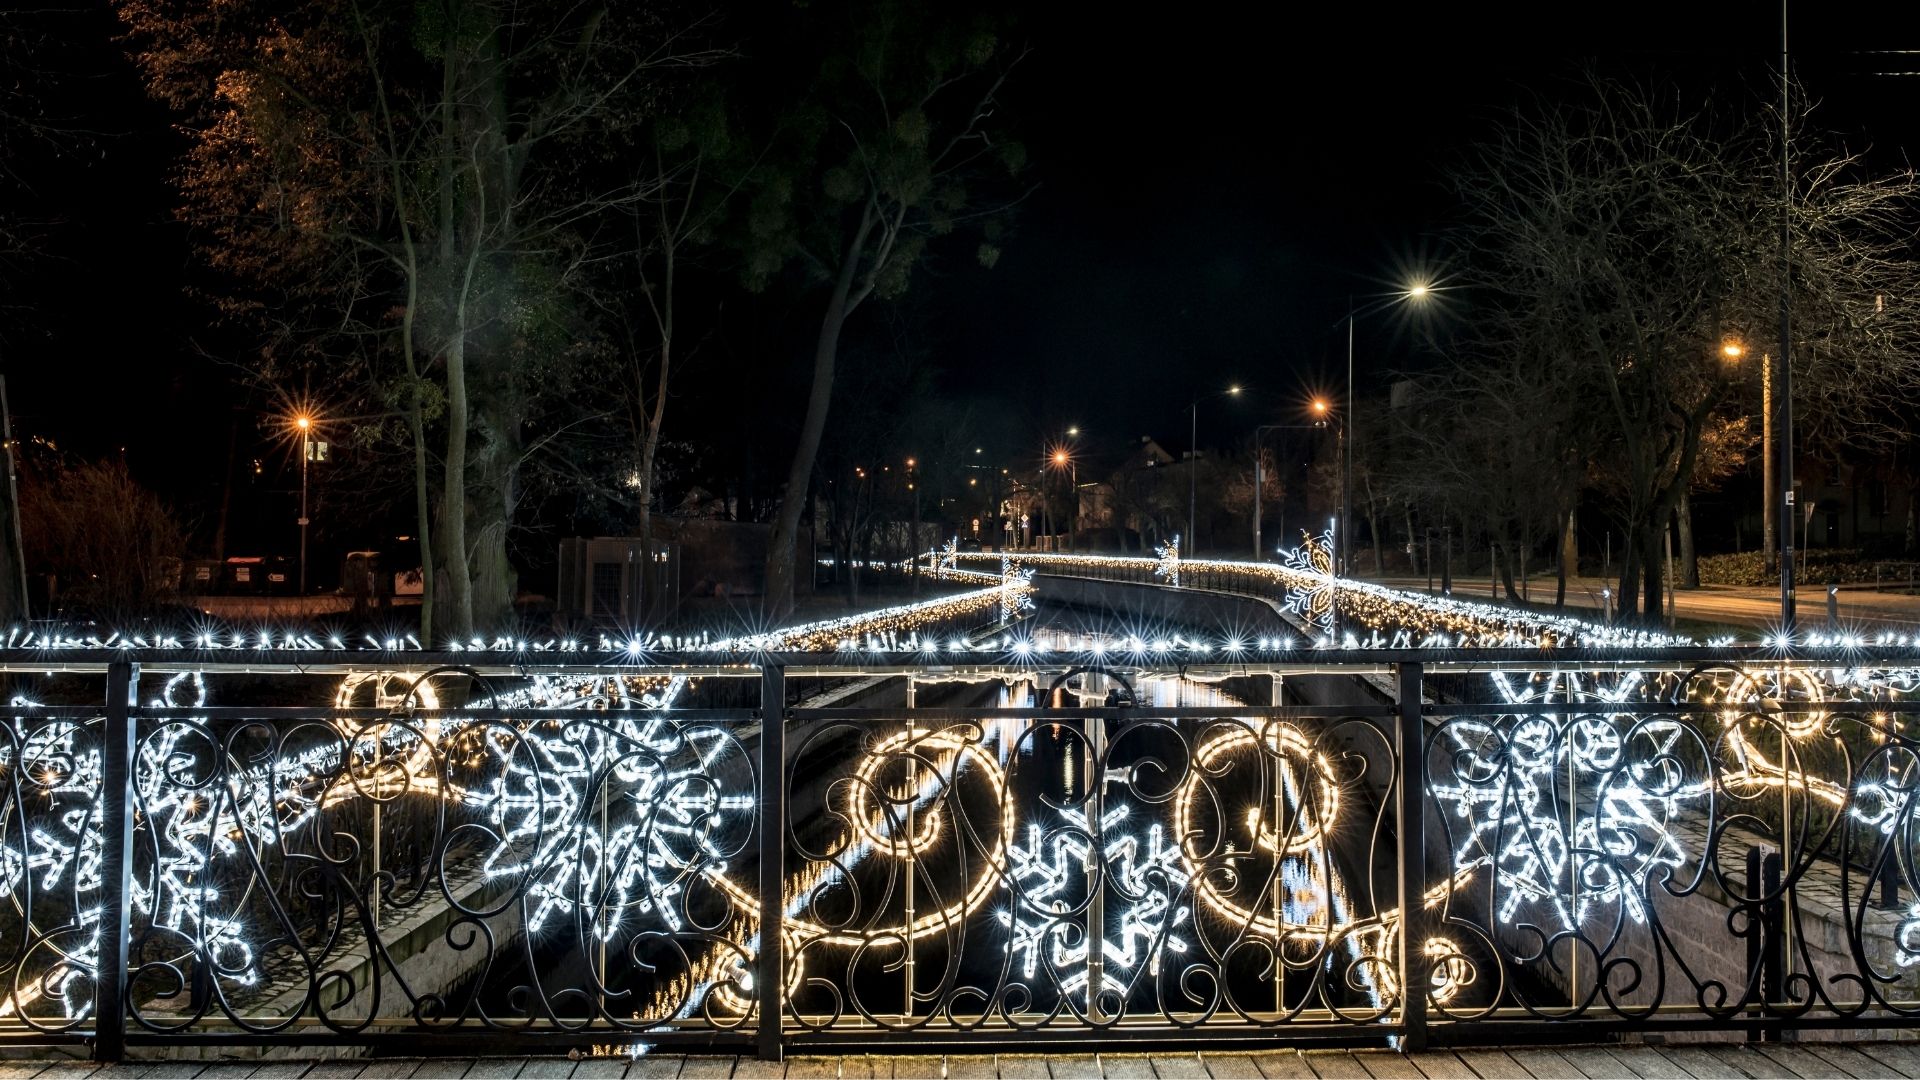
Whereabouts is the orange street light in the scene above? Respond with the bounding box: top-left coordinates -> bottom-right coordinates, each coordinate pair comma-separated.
1722,342 -> 1744,360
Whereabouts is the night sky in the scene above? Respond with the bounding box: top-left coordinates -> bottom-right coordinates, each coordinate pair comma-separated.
10,0 -> 1920,558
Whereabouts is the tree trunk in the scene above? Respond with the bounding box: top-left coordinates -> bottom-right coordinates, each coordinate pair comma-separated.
1498,540 -> 1519,601
1619,535 -> 1642,622
213,410 -> 238,563
440,334 -> 474,640
634,226 -> 676,621
1404,504 -> 1419,575
1678,488 -> 1699,588
1555,530 -> 1567,610
465,393 -> 518,630
1366,484 -> 1383,577
1639,524 -> 1665,622
391,238 -> 436,641
1906,482 -> 1919,556
763,207 -> 878,622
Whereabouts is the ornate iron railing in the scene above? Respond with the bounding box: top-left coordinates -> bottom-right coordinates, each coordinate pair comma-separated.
1,649 -> 1918,1059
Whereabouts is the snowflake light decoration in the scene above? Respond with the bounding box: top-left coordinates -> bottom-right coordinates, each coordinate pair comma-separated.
1154,535 -> 1181,587
1279,524 -> 1336,637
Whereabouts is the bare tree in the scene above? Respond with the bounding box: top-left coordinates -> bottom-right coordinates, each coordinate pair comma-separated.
117,0 -> 727,638
21,458 -> 189,619
1455,77 -> 1920,620
745,0 -> 1029,620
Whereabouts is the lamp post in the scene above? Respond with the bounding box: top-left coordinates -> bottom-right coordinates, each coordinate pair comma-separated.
1332,284 -> 1431,577
1050,447 -> 1079,552
906,457 -> 921,594
1190,386 -> 1241,555
1252,420 -> 1327,559
294,414 -> 313,596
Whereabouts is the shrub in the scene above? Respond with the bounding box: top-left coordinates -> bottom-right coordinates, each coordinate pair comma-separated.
1695,548 -> 1880,587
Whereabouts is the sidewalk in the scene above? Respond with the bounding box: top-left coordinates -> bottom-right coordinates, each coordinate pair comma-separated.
1368,573 -> 1920,632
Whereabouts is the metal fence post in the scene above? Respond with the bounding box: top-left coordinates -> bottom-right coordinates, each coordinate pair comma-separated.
94,660 -> 139,1062
1762,850 -> 1784,1043
1395,662 -> 1428,1051
756,663 -> 787,1062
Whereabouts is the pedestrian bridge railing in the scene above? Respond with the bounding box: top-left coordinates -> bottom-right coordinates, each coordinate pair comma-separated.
0,647 -> 1915,1059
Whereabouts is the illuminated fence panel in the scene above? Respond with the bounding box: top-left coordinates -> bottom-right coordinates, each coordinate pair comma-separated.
3,653 -> 1920,1059
107,672 -> 765,1050
1422,666 -> 1920,1033
774,702 -> 1404,1036
0,710 -> 110,1034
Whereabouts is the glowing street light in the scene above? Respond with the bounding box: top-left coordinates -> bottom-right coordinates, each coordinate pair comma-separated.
1337,284 -> 1433,579
1722,341 -> 1745,360
291,413 -> 316,596
1048,446 -> 1079,552
1190,385 -> 1245,552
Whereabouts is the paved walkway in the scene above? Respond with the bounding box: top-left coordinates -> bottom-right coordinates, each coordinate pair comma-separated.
1369,574 -> 1920,632
14,1044 -> 1920,1079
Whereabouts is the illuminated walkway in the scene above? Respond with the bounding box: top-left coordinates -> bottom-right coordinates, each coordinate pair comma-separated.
1369,573 -> 1920,632
19,1044 -> 1920,1078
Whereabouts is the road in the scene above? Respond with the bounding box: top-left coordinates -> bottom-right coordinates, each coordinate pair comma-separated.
1367,573 -> 1920,633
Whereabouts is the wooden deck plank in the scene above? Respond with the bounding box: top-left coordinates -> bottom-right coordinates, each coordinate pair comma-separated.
1297,1052 -> 1369,1080
463,1063 -> 525,1080
1801,1046 -> 1897,1080
567,1062 -> 631,1080
784,1058 -> 841,1079
245,1065 -> 316,1080
1698,1047 -> 1776,1080
1648,1047 -> 1744,1080
627,1056 -> 684,1080
1151,1055 -> 1210,1079
1097,1057 -> 1153,1080
410,1063 -> 478,1080
673,1060 -> 733,1080
1199,1055 -> 1264,1080
1046,1055 -> 1097,1079
508,1064 -> 573,1080
997,1056 -> 1049,1080
301,1066 -> 365,1080
943,1057 -> 996,1080
1755,1046 -> 1843,1080
877,1057 -> 942,1079
1603,1046 -> 1689,1080
187,1066 -> 264,1080
1402,1054 -> 1476,1080
1455,1051 -> 1528,1079
1347,1052 -> 1421,1080
1246,1054 -> 1313,1080
1855,1045 -> 1920,1080
728,1059 -> 782,1079
1505,1045 -> 1582,1068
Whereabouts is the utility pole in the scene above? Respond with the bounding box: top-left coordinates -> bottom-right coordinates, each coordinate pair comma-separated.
1343,296 -> 1354,578
1778,0 -> 1797,633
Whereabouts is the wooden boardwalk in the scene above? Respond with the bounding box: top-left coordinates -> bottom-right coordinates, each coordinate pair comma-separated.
9,1044 -> 1920,1079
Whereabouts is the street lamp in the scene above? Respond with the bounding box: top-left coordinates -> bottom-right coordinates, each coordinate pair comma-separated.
1251,417 -> 1330,558
1190,385 -> 1242,553
293,414 -> 313,596
1049,447 -> 1079,552
1335,284 -> 1433,577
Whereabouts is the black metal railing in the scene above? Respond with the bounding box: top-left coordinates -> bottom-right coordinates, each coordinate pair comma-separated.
1,650 -> 1918,1059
